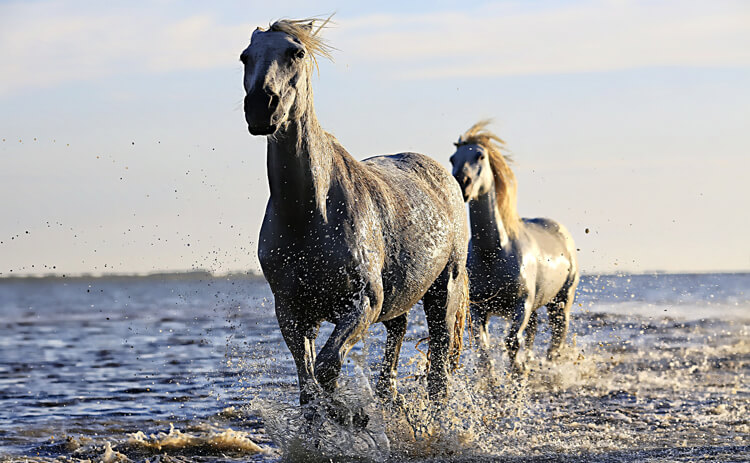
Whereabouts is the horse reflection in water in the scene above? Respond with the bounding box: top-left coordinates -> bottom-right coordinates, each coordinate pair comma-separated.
240,18 -> 468,425
449,121 -> 579,376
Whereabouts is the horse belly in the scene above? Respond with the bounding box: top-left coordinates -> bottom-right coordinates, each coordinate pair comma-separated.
378,226 -> 456,321
378,253 -> 447,321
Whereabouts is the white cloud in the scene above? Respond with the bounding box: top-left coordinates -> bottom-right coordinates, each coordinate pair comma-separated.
329,1 -> 750,78
0,1 -> 250,95
1,0 -> 748,95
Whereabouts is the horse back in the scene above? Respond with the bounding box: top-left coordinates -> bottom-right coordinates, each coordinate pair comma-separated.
360,152 -> 467,235
362,152 -> 462,207
521,218 -> 579,301
356,152 -> 468,318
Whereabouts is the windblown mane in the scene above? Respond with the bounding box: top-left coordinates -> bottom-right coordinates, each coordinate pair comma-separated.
457,120 -> 520,238
268,17 -> 334,72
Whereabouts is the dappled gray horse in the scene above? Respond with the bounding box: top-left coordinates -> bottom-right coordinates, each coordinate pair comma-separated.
240,19 -> 468,416
449,121 -> 578,375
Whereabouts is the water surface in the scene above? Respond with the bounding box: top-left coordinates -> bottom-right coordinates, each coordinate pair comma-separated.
1,273 -> 748,461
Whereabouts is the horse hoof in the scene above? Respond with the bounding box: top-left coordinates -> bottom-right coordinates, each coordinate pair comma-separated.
392,391 -> 405,410
303,405 -> 323,423
510,362 -> 528,380
324,399 -> 369,429
377,389 -> 405,410
352,407 -> 369,429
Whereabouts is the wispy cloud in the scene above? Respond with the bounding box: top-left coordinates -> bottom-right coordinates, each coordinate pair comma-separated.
330,1 -> 750,78
1,0 -> 748,95
0,1 -> 249,95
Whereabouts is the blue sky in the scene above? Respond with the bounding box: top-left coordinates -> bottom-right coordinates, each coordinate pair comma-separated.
1,0 -> 749,275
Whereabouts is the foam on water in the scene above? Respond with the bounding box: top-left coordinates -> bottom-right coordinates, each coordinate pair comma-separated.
253,366 -> 391,462
247,315 -> 749,461
126,422 -> 264,453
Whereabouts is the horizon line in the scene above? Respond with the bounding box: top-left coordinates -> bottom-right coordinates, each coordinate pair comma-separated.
1,268 -> 748,282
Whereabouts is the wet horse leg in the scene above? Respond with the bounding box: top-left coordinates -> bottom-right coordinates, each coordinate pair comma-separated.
547,283 -> 576,360
276,303 -> 321,405
470,305 -> 494,374
309,294 -> 378,428
505,299 -> 532,376
314,295 -> 377,393
375,313 -> 407,402
423,263 -> 463,402
524,310 -> 538,354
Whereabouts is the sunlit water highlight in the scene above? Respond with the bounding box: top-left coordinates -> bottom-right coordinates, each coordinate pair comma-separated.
0,273 -> 747,461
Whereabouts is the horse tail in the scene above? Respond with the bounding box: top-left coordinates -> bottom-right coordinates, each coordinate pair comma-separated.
449,268 -> 469,372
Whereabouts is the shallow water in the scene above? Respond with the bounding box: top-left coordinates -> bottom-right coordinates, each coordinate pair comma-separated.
0,273 -> 748,462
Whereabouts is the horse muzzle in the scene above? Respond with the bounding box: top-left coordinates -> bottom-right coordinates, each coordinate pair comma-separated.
244,89 -> 280,136
247,123 -> 278,136
453,175 -> 472,202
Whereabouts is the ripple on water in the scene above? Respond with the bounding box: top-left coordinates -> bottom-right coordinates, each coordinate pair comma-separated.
0,275 -> 749,462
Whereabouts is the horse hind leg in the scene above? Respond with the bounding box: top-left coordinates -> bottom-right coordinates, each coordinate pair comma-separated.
423,261 -> 468,402
547,282 -> 576,360
375,313 -> 407,403
524,310 -> 539,354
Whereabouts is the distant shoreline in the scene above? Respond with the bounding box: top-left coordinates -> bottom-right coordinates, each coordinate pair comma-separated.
0,270 -> 267,283
0,269 -> 748,283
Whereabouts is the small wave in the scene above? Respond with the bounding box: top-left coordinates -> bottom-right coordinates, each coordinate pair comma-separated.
125,422 -> 264,453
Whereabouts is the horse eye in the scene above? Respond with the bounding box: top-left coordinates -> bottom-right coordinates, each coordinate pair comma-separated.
289,48 -> 306,60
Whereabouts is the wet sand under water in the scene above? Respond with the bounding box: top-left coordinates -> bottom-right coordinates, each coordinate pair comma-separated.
0,273 -> 748,462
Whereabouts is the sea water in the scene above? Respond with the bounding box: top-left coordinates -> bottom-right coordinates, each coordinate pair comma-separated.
0,272 -> 748,461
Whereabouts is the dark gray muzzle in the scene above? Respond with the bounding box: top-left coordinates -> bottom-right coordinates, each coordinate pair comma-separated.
244,87 -> 280,135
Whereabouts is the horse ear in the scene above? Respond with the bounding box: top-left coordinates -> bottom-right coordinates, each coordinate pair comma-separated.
303,21 -> 314,31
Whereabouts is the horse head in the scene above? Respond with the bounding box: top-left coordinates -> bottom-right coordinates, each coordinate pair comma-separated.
450,140 -> 494,202
451,120 -> 520,237
240,20 -> 331,136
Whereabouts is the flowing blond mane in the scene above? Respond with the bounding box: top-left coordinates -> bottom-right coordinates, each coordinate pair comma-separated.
457,120 -> 520,238
267,16 -> 334,73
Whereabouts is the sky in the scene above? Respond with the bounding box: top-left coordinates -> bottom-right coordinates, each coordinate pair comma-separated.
1,0 -> 748,276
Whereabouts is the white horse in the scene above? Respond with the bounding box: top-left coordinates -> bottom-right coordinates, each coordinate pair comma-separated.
449,121 -> 579,376
240,19 -> 469,424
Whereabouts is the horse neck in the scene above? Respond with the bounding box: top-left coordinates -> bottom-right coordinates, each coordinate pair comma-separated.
266,85 -> 335,226
468,185 -> 511,251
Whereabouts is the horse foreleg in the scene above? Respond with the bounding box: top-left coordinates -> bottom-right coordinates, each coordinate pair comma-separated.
471,305 -> 494,374
505,299 -> 532,376
375,313 -> 407,402
315,295 -> 377,393
276,305 -> 320,405
524,310 -> 538,352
